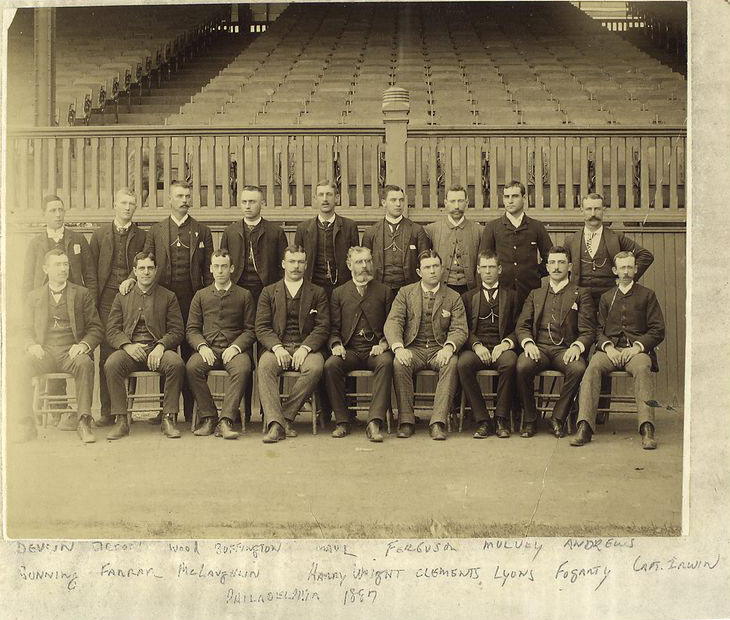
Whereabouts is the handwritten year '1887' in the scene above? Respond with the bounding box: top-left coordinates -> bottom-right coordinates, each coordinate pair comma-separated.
343,588 -> 378,606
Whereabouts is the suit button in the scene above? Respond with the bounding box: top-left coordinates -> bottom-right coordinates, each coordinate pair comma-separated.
514,262 -> 518,266
513,246 -> 517,249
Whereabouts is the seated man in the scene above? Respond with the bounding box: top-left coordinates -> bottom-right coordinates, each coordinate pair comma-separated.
384,250 -> 468,440
20,249 -> 103,443
255,245 -> 330,443
515,246 -> 595,438
457,251 -> 521,439
186,250 -> 256,440
324,246 -> 394,442
572,251 -> 665,449
104,252 -> 185,440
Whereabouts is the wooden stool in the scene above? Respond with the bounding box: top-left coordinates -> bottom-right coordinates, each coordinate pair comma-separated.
257,370 -> 323,434
412,369 -> 454,432
596,370 -> 638,424
32,373 -> 77,427
191,370 -> 235,432
345,369 -> 393,434
125,371 -> 165,426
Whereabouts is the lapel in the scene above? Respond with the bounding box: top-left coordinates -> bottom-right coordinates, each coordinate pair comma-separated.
161,218 -> 171,261
37,289 -> 49,343
189,217 -> 199,266
332,214 -> 342,245
534,283 -> 549,333
274,281 -> 287,335
559,283 -> 578,326
66,285 -> 78,340
400,218 -> 413,266
603,226 -> 620,259
125,223 -> 140,261
569,231 -> 582,277
298,282 -> 314,332
304,218 -> 318,267
411,284 -> 424,332
469,289 -> 480,332
498,287 -> 506,337
233,220 -> 247,265
431,285 -> 445,322
63,231 -> 75,258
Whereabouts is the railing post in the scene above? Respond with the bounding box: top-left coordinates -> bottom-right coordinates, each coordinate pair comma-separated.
382,87 -> 409,200
34,7 -> 56,126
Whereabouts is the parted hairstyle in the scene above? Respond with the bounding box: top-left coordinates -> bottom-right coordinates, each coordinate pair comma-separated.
613,250 -> 636,265
283,244 -> 307,260
314,179 -> 338,193
133,251 -> 157,268
445,184 -> 468,198
211,249 -> 233,264
503,180 -> 526,196
547,245 -> 571,262
582,192 -> 604,205
379,184 -> 405,201
239,184 -> 265,199
346,246 -> 372,262
477,250 -> 501,266
43,248 -> 68,264
417,249 -> 442,268
41,194 -> 64,212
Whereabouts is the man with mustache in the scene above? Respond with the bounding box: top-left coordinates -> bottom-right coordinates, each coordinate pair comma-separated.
324,247 -> 394,442
424,184 -> 483,297
571,252 -> 665,449
515,246 -> 596,438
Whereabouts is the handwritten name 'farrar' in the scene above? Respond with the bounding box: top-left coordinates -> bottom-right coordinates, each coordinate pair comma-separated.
100,563 -> 163,579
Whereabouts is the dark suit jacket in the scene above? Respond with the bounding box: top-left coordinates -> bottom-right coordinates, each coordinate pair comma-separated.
186,284 -> 256,353
143,216 -> 214,291
220,218 -> 287,286
597,283 -> 665,371
516,279 -> 596,352
89,222 -> 147,304
294,214 -> 360,284
23,229 -> 97,300
361,218 -> 431,286
566,226 -> 654,284
106,284 -> 184,351
329,279 -> 393,350
478,213 -> 552,302
24,282 -> 103,352
425,218 -> 483,290
255,280 -> 330,353
384,282 -> 468,352
461,286 -> 521,351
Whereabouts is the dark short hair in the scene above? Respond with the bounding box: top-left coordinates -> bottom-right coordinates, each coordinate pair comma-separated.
41,194 -> 64,212
240,185 -> 264,199
503,180 -> 526,196
133,251 -> 157,268
283,244 -> 307,260
379,184 -> 405,201
43,248 -> 68,264
445,184 -> 467,198
547,245 -> 571,262
417,249 -> 442,268
613,250 -> 636,265
582,192 -> 604,205
477,250 -> 500,266
211,249 -> 232,264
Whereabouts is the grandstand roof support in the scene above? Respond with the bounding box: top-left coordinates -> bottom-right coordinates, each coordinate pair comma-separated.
382,87 -> 410,210
33,7 -> 55,126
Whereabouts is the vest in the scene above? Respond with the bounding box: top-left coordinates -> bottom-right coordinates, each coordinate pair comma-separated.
108,227 -> 131,290
349,309 -> 375,352
579,233 -> 614,293
412,290 -> 437,349
382,221 -> 406,288
474,290 -> 501,348
238,223 -> 264,290
446,226 -> 467,286
46,289 -> 75,348
208,288 -> 237,349
169,218 -> 191,287
131,312 -> 156,345
282,287 -> 303,346
312,220 -> 337,287
536,286 -> 568,347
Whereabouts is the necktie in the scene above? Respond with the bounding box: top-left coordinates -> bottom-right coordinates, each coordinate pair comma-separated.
356,285 -> 365,297
484,287 -> 497,302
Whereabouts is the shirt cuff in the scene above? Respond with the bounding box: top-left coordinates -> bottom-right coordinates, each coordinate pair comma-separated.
197,343 -> 210,351
634,341 -> 644,352
79,341 -> 91,353
521,338 -> 535,349
330,341 -> 343,351
472,341 -> 483,352
444,341 -> 457,352
272,344 -> 283,352
501,338 -> 514,349
570,341 -> 585,354
231,345 -> 242,354
300,345 -> 311,353
391,343 -> 404,351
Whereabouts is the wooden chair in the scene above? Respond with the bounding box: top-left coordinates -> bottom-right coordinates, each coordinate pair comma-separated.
257,371 -> 323,435
596,370 -> 638,424
345,370 -> 393,434
32,373 -> 77,427
125,371 -> 164,427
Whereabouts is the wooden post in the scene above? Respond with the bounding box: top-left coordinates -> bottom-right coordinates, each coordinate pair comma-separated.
382,86 -> 409,210
34,8 -> 56,126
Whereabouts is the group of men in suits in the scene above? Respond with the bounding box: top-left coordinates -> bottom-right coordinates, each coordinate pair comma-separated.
17,178 -> 666,450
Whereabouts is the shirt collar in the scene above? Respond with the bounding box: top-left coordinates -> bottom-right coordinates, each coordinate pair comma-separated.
505,211 -> 525,229
549,278 -> 570,294
214,281 -> 233,293
482,282 -> 499,291
385,215 -> 403,226
113,219 -> 132,232
170,213 -> 189,227
618,281 -> 634,294
447,215 -> 466,228
420,282 -> 440,295
584,225 -> 603,239
46,226 -> 65,241
284,278 -> 304,297
136,283 -> 154,296
318,214 -> 336,226
48,282 -> 68,295
243,216 -> 262,228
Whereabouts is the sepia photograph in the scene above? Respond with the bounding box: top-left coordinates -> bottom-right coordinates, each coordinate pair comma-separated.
2,0 -> 687,544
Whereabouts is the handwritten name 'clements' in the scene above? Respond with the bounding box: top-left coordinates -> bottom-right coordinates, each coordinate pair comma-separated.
384,540 -> 458,558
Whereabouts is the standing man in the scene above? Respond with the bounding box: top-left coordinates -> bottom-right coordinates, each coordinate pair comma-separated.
478,181 -> 552,306
571,252 -> 665,449
425,184 -> 483,297
220,184 -> 288,305
362,184 -> 431,295
515,246 -> 595,438
384,250 -> 468,440
294,179 -> 360,299
143,180 -> 213,423
255,246 -> 330,443
89,187 -> 147,426
104,252 -> 186,440
185,250 -> 256,440
324,247 -> 394,442
20,249 -> 103,443
457,251 -> 521,439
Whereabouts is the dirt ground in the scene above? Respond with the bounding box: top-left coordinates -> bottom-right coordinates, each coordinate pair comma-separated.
5,406 -> 683,539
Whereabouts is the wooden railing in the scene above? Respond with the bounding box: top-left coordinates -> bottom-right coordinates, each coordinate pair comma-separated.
6,122 -> 686,225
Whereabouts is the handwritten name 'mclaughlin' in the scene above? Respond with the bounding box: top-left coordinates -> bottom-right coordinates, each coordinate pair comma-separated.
177,561 -> 260,585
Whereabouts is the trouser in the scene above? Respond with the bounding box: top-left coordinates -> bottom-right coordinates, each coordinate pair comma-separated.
26,345 -> 95,416
516,344 -> 586,422
257,345 -> 324,429
393,345 -> 458,426
186,349 -> 252,420
105,348 -> 185,418
98,287 -> 118,416
577,351 -> 654,432
324,349 -> 394,424
170,284 -> 195,422
457,349 -> 518,420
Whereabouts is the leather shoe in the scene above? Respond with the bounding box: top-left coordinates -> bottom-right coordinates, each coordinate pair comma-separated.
473,420 -> 493,439
216,418 -> 240,440
495,418 -> 510,438
94,415 -> 115,428
570,421 -> 593,446
331,423 -> 350,438
161,415 -> 181,439
106,415 -> 129,440
429,422 -> 447,441
76,415 -> 96,444
366,420 -> 384,443
58,412 -> 79,431
640,422 -> 657,450
284,420 -> 298,437
396,423 -> 415,438
193,417 -> 216,436
262,422 -> 285,443
520,421 -> 536,438
548,416 -> 565,438
147,412 -> 164,425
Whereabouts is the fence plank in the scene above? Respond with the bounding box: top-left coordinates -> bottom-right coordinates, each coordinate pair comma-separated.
148,137 -> 158,209
518,137 -> 528,193
264,136 -> 275,207
311,136 -> 320,193
610,137 -> 620,209
428,137 -> 438,209
206,136 -> 216,208
488,138 -> 498,209
162,136 -> 172,204
233,135 -> 244,199
354,137 -> 364,207
339,136 -> 349,207
47,137 -> 57,195
191,137 -> 201,208
640,136 -> 651,209
369,137 -> 380,205
176,137 -> 186,183
473,138 -> 483,210
579,137 -> 591,199
443,139 -> 453,190
74,138 -> 85,210
503,138 -> 513,187
460,138 -> 468,189
565,137 -> 575,209
90,138 -> 100,209
104,138 -> 115,209
654,136 -> 666,209
549,138 -> 559,208
120,137 -> 129,186
61,138 -> 71,208
595,137 -> 607,199
221,136 -> 231,209
281,137 -> 291,208
133,137 -> 143,208
18,139 -> 30,212
296,136 -> 305,207
534,137 -> 545,209
669,136 -> 679,210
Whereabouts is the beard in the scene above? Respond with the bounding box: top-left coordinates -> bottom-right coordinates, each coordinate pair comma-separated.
353,273 -> 374,285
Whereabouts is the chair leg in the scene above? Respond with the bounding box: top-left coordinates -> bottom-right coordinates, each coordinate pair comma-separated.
191,403 -> 199,432
311,392 -> 318,435
386,408 -> 392,434
458,390 -> 466,433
